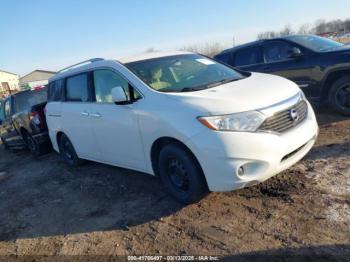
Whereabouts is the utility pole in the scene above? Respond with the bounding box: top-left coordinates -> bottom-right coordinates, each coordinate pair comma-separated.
232,36 -> 235,47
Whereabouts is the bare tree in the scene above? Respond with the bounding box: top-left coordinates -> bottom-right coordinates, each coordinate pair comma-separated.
179,42 -> 224,57
298,23 -> 312,35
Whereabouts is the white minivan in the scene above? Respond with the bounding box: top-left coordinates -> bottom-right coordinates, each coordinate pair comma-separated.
46,52 -> 318,203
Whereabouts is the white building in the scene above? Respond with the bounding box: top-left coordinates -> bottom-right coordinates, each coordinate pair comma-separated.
19,70 -> 56,89
0,70 -> 19,97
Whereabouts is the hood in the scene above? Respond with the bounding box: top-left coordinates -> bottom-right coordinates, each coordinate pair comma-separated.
167,73 -> 301,115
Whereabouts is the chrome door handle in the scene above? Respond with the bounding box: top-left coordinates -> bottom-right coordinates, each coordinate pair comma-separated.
81,111 -> 89,116
90,113 -> 102,118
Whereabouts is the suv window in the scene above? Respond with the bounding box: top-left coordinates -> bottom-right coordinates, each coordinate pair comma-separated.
263,41 -> 294,63
234,47 -> 261,66
4,99 -> 11,118
93,70 -> 141,103
66,74 -> 89,102
215,53 -> 232,65
48,79 -> 64,101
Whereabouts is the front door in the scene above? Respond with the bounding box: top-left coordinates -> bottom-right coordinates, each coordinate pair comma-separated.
261,41 -> 315,97
89,69 -> 145,171
0,98 -> 22,146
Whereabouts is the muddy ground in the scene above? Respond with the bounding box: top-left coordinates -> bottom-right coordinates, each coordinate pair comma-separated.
0,108 -> 349,258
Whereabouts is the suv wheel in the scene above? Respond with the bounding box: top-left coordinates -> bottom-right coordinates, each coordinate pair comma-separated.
158,143 -> 208,204
59,134 -> 83,166
23,132 -> 41,157
329,76 -> 350,116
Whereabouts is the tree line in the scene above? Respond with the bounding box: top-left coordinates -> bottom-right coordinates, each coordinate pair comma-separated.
257,18 -> 350,39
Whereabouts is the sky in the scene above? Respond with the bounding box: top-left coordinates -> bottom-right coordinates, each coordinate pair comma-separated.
1,0 -> 350,76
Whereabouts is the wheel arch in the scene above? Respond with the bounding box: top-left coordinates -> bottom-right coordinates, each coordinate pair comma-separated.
150,137 -> 205,181
321,69 -> 350,102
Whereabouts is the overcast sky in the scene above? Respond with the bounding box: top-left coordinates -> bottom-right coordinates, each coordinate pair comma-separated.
1,0 -> 350,75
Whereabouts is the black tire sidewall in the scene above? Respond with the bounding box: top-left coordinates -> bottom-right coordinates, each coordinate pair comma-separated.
329,76 -> 350,116
23,132 -> 40,157
59,134 -> 81,166
158,143 -> 208,204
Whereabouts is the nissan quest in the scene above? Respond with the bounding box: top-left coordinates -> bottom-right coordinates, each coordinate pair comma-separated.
45,52 -> 319,203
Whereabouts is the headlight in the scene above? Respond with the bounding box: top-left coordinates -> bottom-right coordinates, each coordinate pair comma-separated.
198,111 -> 266,132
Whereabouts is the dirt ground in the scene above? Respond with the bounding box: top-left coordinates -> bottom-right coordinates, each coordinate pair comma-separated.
0,108 -> 349,259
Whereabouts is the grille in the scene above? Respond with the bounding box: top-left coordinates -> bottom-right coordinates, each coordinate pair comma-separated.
258,100 -> 308,133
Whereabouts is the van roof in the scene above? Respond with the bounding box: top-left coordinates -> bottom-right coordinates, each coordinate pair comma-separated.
49,51 -> 194,82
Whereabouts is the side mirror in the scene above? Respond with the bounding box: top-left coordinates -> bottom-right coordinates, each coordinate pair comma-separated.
111,86 -> 128,104
288,47 -> 303,58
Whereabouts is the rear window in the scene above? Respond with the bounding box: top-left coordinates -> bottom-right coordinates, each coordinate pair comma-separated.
48,79 -> 64,102
14,88 -> 47,113
66,74 -> 89,102
234,47 -> 261,67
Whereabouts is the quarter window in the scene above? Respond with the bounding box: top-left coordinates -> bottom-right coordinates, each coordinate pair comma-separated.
66,74 -> 89,102
4,99 -> 11,118
234,47 -> 261,67
263,42 -> 294,63
48,79 -> 64,101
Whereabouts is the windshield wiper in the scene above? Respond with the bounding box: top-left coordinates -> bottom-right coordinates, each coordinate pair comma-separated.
180,87 -> 205,92
180,78 -> 239,92
206,78 -> 238,88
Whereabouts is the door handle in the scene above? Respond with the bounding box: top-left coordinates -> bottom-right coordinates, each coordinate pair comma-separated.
90,113 -> 102,118
81,111 -> 89,117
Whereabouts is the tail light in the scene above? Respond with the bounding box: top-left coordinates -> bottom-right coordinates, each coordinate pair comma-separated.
29,111 -> 42,127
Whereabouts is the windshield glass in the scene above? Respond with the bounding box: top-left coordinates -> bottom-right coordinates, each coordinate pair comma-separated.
287,35 -> 344,52
125,54 -> 244,92
14,88 -> 47,113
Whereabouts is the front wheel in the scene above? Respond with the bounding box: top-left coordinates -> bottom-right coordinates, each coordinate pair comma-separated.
158,143 -> 208,204
329,76 -> 350,116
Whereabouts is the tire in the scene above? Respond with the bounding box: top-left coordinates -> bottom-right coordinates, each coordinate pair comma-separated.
58,134 -> 84,167
329,76 -> 350,116
1,137 -> 9,149
22,132 -> 42,157
158,143 -> 208,204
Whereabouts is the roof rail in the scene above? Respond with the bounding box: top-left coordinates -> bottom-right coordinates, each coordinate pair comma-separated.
58,58 -> 104,74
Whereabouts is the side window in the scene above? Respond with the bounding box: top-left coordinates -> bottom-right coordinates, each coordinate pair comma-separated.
66,74 -> 89,102
93,70 -> 141,103
263,41 -> 294,63
4,99 -> 11,118
215,53 -> 232,65
48,79 -> 64,102
234,47 -> 261,67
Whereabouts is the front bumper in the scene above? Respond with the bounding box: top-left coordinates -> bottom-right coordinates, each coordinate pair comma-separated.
185,103 -> 319,192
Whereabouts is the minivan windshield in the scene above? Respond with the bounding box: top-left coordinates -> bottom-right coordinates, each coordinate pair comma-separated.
287,35 -> 345,52
126,54 -> 245,92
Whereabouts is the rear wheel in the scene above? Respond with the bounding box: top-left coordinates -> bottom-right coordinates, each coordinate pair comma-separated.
23,132 -> 41,157
329,76 -> 350,116
158,143 -> 208,204
58,134 -> 84,166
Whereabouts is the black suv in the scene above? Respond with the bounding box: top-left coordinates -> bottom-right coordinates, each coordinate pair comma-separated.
214,35 -> 350,115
